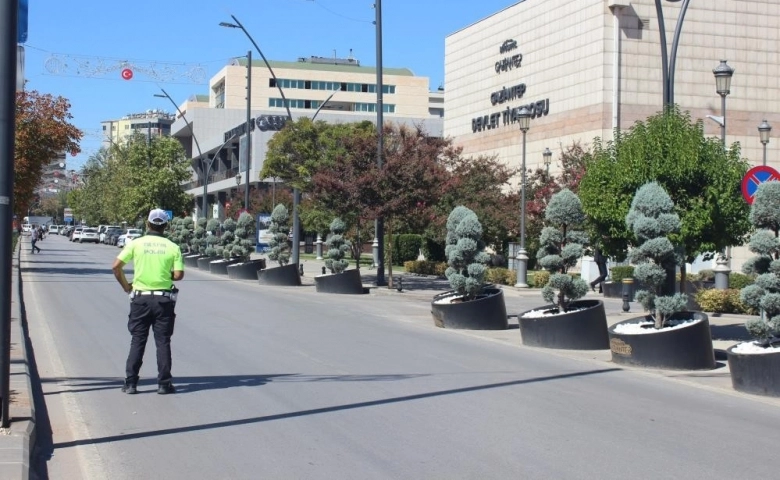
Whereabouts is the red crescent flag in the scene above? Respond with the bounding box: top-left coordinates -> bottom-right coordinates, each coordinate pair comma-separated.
121,68 -> 133,80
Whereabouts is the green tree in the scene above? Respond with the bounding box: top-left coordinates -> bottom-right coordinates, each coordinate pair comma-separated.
579,107 -> 751,288
267,204 -> 292,267
444,206 -> 491,301
15,90 -> 82,217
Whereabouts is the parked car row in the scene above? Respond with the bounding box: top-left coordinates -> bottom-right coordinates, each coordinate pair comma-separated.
54,224 -> 144,246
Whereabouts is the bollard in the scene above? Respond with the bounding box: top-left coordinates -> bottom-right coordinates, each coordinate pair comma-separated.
322,266 -> 326,275
622,278 -> 633,312
396,276 -> 403,292
299,264 -> 304,277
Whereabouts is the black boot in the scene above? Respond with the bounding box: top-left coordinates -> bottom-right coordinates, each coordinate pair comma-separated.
121,379 -> 138,394
157,383 -> 176,395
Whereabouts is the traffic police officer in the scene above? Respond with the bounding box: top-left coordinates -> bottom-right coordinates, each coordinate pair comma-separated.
112,209 -> 184,394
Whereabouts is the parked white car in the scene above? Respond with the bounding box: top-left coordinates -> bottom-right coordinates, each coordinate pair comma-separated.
78,227 -> 100,243
116,229 -> 143,248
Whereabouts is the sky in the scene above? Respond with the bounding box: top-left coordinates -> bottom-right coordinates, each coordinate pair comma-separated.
21,0 -> 522,170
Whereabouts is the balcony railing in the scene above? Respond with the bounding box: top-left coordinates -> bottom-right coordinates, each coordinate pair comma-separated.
182,168 -> 242,192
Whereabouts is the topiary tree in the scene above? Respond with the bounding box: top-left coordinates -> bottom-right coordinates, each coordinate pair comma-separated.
219,218 -> 237,259
444,206 -> 491,301
268,204 -> 291,267
325,218 -> 351,274
178,217 -> 194,253
203,219 -> 220,257
740,182 -> 780,347
230,212 -> 256,262
626,182 -> 687,329
166,217 -> 181,245
191,217 -> 208,255
536,188 -> 590,312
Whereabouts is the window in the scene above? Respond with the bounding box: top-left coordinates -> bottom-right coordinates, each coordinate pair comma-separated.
341,82 -> 347,91
382,85 -> 395,94
361,84 -> 368,93
269,78 -> 276,88
102,125 -> 106,131
305,80 -> 311,89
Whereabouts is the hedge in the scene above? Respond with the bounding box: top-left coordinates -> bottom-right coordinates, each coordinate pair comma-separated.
695,288 -> 755,315
609,266 -> 634,283
387,234 -> 424,265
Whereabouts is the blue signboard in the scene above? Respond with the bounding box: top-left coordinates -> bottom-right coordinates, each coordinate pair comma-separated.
18,0 -> 28,44
256,213 -> 272,253
163,210 -> 173,221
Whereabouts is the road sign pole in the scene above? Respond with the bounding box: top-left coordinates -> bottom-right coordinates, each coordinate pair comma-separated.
0,0 -> 18,428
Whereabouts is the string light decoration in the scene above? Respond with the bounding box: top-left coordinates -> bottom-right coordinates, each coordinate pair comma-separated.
42,53 -> 209,84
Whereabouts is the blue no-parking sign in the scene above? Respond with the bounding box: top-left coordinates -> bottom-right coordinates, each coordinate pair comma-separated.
741,165 -> 780,205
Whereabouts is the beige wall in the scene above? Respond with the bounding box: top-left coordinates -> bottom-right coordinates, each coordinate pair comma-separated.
211,64 -> 431,119
445,0 -> 780,176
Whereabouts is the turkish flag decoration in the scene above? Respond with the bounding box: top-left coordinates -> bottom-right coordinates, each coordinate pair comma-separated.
121,68 -> 133,80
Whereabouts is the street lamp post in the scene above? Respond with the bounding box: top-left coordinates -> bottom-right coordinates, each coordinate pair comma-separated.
543,147 -> 552,178
201,134 -> 238,220
220,16 -> 302,264
713,60 -> 734,146
154,88 -> 205,215
655,0 -> 692,107
711,60 -> 734,290
759,120 -> 772,166
514,107 -> 532,288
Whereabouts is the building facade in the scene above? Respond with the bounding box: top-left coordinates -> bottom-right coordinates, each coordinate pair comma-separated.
100,109 -> 176,148
171,55 -> 443,219
444,0 -> 780,270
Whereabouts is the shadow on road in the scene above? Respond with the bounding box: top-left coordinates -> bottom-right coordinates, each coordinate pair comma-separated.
710,323 -> 753,342
51,367 -> 620,449
20,266 -> 111,276
41,372 -> 431,395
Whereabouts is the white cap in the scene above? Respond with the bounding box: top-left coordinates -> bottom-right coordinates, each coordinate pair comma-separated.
147,208 -> 169,225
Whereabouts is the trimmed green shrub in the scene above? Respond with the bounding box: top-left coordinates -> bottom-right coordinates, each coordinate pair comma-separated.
219,218 -> 237,259
740,182 -> 780,344
695,288 -> 753,315
229,212 -> 256,261
191,217 -> 208,255
609,266 -> 635,283
325,218 -> 351,274
267,204 -> 291,267
389,234 -> 423,265
203,219 -> 221,257
423,237 -> 446,262
698,269 -> 715,282
729,272 -> 754,290
485,267 -> 516,286
444,206 -> 491,300
536,188 -> 589,311
626,182 -> 686,329
532,270 -> 551,288
403,260 -> 447,276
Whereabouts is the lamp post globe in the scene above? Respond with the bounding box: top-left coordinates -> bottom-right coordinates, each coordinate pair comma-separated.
712,60 -> 734,147
543,147 -> 552,177
515,106 -> 532,288
759,119 -> 772,166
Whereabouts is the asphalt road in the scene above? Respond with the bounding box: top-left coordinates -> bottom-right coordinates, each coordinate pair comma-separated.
22,235 -> 780,479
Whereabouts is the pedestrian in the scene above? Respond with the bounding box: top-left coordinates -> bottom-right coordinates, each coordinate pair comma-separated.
30,227 -> 41,253
112,209 -> 184,395
590,247 -> 608,293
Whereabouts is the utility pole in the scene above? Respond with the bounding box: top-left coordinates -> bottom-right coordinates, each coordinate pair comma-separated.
245,50 -> 252,211
0,0 -> 18,428
374,0 -> 386,286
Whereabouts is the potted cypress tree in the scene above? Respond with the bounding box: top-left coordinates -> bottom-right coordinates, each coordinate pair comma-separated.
517,189 -> 608,349
227,212 -> 266,279
178,217 -> 195,255
209,218 -> 241,275
185,217 -> 207,267
315,218 -> 364,294
258,204 -> 301,286
430,206 -> 507,329
727,181 -> 780,397
198,219 -> 222,271
608,182 -> 715,370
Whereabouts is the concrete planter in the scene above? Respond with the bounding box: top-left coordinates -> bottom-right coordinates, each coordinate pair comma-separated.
727,345 -> 780,397
197,256 -> 221,271
517,299 -> 609,350
314,268 -> 364,294
209,258 -> 241,275
184,255 -> 202,268
431,287 -> 507,330
227,259 -> 267,280
257,263 -> 301,286
608,312 -> 716,370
